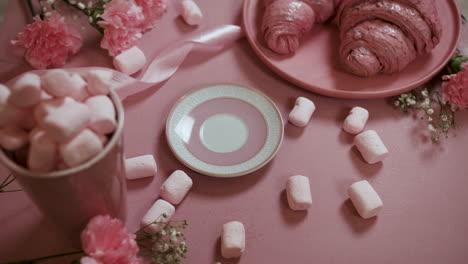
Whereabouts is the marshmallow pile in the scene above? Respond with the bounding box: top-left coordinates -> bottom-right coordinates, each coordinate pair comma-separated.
0,69 -> 117,172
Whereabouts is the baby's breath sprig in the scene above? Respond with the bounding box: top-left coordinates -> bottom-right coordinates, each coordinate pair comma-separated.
0,174 -> 22,193
137,214 -> 189,264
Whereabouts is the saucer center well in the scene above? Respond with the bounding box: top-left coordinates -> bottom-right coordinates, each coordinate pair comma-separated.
200,113 -> 249,153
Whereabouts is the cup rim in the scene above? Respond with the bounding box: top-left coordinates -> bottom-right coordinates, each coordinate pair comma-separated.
0,88 -> 125,179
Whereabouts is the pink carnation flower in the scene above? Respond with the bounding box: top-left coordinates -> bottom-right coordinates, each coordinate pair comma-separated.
442,64 -> 468,110
98,0 -> 145,56
11,12 -> 82,69
135,0 -> 168,31
81,215 -> 143,264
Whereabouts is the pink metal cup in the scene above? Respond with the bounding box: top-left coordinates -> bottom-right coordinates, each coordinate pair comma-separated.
0,89 -> 126,246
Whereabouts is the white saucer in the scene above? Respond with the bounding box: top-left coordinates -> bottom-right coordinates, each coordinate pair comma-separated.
166,84 -> 284,177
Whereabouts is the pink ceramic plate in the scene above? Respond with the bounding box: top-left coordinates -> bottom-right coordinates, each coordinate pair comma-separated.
166,84 -> 284,177
243,0 -> 461,99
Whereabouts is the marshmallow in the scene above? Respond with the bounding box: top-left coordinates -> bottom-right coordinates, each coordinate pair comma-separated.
113,46 -> 147,75
160,170 -> 193,205
288,97 -> 316,127
85,96 -> 116,134
41,69 -> 73,97
0,126 -> 29,151
18,112 -> 37,131
348,180 -> 383,219
9,73 -> 42,107
343,107 -> 369,134
221,221 -> 245,259
42,101 -> 91,143
68,74 -> 89,102
95,133 -> 109,145
141,199 -> 175,233
0,84 -> 10,105
34,97 -> 75,123
0,104 -> 26,127
85,70 -> 112,96
28,131 -> 57,172
181,0 -> 203,26
125,155 -> 158,180
59,129 -> 103,167
286,175 -> 312,210
354,130 -> 389,164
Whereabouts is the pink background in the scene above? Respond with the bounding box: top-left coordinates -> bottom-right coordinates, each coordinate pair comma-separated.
1,0 -> 468,263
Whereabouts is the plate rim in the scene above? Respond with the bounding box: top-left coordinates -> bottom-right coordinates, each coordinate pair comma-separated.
165,83 -> 284,178
242,0 -> 462,99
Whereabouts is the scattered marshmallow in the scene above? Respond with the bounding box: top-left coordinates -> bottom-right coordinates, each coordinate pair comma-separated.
348,180 -> 383,219
85,70 -> 112,96
286,175 -> 312,210
0,84 -> 11,105
9,73 -> 42,107
113,46 -> 147,75
28,131 -> 57,172
141,199 -> 175,233
68,74 -> 89,102
0,126 -> 29,151
59,129 -> 103,167
160,170 -> 193,205
41,69 -> 73,97
42,101 -> 91,143
181,0 -> 203,26
343,106 -> 369,134
125,155 -> 158,180
354,130 -> 389,164
288,97 -> 316,127
221,221 -> 245,259
85,95 -> 117,134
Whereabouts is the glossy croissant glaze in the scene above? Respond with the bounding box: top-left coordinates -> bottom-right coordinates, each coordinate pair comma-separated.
336,0 -> 442,77
262,0 -> 341,54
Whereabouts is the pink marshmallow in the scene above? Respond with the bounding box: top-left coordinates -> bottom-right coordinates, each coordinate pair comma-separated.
0,84 -> 10,105
95,133 -> 109,145
18,112 -> 37,131
181,0 -> 203,26
41,69 -> 73,97
113,46 -> 147,75
0,104 -> 26,127
85,70 -> 112,96
59,129 -> 103,167
68,74 -> 89,102
42,101 -> 91,143
160,170 -> 193,205
343,106 -> 369,134
221,221 -> 245,259
9,73 -> 42,107
125,155 -> 158,180
85,95 -> 116,134
34,97 -> 75,123
141,199 -> 175,233
348,180 -> 383,219
28,131 -> 57,172
288,97 -> 316,127
286,175 -> 312,210
0,126 -> 29,151
354,130 -> 389,164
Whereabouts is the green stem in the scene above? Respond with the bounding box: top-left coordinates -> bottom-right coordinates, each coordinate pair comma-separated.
26,0 -> 36,16
0,189 -> 23,193
61,0 -> 104,33
6,250 -> 84,264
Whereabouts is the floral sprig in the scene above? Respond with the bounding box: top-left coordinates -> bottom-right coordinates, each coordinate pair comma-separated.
0,174 -> 22,193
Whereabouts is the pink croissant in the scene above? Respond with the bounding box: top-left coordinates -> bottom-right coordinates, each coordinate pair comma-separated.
336,0 -> 442,77
262,0 -> 342,54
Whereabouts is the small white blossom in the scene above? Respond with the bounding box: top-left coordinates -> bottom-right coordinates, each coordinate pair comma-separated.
426,109 -> 434,115
77,2 -> 85,9
428,124 -> 436,132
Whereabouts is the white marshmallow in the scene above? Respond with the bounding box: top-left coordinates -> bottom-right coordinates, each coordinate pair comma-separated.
34,97 -> 75,123
42,101 -> 91,143
0,126 -> 29,150
125,155 -> 158,180
0,84 -> 11,105
343,106 -> 369,134
288,97 -> 316,127
59,129 -> 103,167
9,73 -> 42,107
221,221 -> 245,259
141,199 -> 175,233
18,112 -> 37,130
85,95 -> 116,134
181,0 -> 203,26
348,180 -> 383,219
113,46 -> 147,75
28,131 -> 57,172
160,170 -> 193,205
0,104 -> 26,127
41,69 -> 73,97
286,175 -> 312,210
85,70 -> 112,96
354,130 -> 389,164
68,74 -> 89,102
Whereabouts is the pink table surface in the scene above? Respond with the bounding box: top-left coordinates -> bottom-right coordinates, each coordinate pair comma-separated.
1,0 -> 468,263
